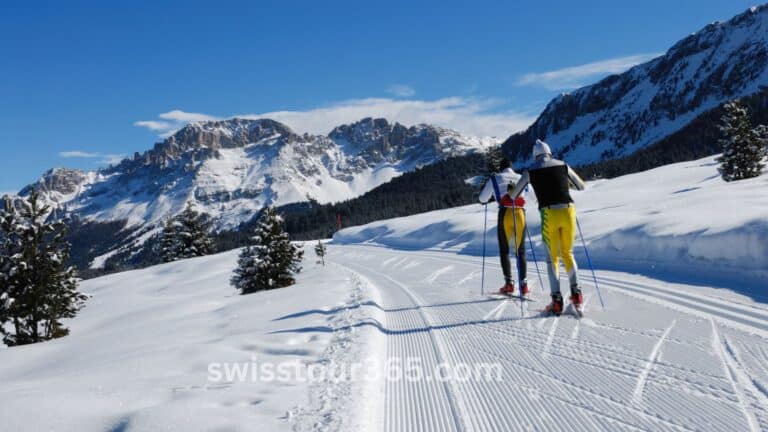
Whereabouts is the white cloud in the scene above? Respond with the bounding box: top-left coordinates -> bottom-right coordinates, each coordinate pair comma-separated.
386,84 -> 416,98
516,53 -> 662,90
134,110 -> 221,136
59,151 -> 125,166
134,98 -> 536,139
245,97 -> 535,137
100,155 -> 126,166
133,120 -> 173,131
59,151 -> 102,158
158,110 -> 219,123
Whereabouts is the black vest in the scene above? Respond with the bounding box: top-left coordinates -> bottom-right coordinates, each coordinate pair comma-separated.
529,165 -> 573,209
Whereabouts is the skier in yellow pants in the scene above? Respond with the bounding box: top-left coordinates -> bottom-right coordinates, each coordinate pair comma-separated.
541,205 -> 578,293
508,139 -> 586,315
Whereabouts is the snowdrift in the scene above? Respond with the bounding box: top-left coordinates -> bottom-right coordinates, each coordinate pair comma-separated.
0,247 -> 381,431
334,156 -> 768,292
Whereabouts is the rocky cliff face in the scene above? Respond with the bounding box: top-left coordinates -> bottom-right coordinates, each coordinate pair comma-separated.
18,168 -> 88,197
503,5 -> 768,166
328,117 -> 486,164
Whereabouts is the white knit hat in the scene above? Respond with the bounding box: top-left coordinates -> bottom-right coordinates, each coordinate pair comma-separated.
532,139 -> 552,159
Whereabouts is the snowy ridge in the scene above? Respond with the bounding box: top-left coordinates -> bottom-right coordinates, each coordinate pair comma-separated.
504,4 -> 768,165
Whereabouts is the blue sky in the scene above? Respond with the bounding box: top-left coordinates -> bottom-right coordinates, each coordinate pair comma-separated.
0,0 -> 758,193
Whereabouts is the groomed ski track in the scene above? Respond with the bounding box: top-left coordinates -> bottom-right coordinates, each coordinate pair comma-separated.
313,244 -> 768,432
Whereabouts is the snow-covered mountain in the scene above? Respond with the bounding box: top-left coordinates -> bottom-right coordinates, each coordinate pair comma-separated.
15,118 -> 496,230
504,4 -> 768,165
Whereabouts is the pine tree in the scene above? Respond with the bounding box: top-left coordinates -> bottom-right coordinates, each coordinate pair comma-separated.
161,203 -> 215,262
0,190 -> 88,346
314,240 -> 327,266
717,101 -> 767,182
231,207 -> 303,295
161,217 -> 180,263
485,145 -> 506,175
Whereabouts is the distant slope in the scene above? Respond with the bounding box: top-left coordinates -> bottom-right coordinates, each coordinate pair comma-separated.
577,88 -> 768,179
335,155 -> 768,289
215,153 -> 487,249
503,5 -> 768,167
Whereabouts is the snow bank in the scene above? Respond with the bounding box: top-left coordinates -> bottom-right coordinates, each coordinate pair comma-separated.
334,156 -> 768,289
0,246 -> 381,431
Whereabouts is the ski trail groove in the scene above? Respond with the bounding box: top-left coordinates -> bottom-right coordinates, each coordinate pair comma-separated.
723,335 -> 768,411
710,319 -> 760,432
633,319 -> 676,404
543,317 -> 559,359
482,299 -> 508,321
378,246 -> 768,335
332,260 -> 467,432
326,246 -> 765,431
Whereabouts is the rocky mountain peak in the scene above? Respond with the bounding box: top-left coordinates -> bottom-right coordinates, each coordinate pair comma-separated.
329,117 -> 463,164
107,118 -> 302,175
329,117 -> 397,145
503,4 -> 768,166
19,168 -> 88,197
165,118 -> 299,152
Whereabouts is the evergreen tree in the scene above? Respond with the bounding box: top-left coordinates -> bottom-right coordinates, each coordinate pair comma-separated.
161,203 -> 215,262
0,190 -> 88,346
717,101 -> 767,181
486,145 -> 506,175
231,207 -> 303,295
314,240 -> 327,266
161,217 -> 180,263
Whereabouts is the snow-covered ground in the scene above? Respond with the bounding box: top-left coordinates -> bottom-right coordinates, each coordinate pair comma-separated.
2,241 -> 767,431
335,155 -> 768,297
1,155 -> 767,431
0,246 -> 384,432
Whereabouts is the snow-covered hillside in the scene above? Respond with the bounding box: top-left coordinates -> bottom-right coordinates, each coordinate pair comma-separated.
16,118 -> 496,230
0,246 -> 384,431
335,155 -> 768,291
2,227 -> 768,431
504,5 -> 768,166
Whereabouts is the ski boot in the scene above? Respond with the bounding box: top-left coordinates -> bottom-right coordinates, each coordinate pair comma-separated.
545,293 -> 564,316
520,281 -> 530,297
499,282 -> 515,295
570,286 -> 584,316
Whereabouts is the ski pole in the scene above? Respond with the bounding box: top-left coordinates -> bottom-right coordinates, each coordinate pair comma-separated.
481,204 -> 488,296
524,208 -> 545,294
576,216 -> 605,309
511,204 -> 524,316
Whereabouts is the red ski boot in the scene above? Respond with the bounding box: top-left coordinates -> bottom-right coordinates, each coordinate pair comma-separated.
520,282 -> 530,297
499,282 -> 515,295
570,288 -> 584,316
545,293 -> 564,316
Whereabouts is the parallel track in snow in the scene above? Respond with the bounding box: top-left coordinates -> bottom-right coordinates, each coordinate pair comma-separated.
325,245 -> 768,431
334,260 -> 466,432
361,246 -> 768,335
